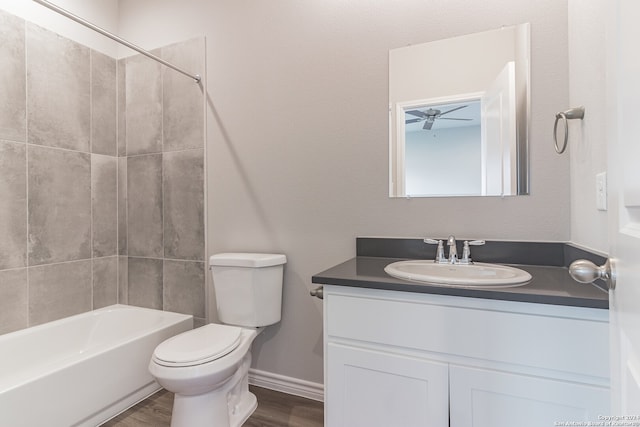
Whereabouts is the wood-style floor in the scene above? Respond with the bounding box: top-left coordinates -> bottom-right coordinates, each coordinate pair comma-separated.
102,385 -> 324,427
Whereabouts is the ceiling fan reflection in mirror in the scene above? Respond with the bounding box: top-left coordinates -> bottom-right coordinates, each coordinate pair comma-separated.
405,105 -> 473,130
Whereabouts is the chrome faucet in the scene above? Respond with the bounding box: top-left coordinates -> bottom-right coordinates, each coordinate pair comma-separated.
447,235 -> 458,264
425,236 -> 485,264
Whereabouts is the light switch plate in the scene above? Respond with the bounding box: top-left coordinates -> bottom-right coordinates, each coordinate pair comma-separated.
596,172 -> 607,211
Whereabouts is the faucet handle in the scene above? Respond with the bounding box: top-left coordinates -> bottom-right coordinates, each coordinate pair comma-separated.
460,240 -> 485,264
467,240 -> 485,246
424,239 -> 447,263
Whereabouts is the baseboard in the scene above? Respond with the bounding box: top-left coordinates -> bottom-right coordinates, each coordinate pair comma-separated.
248,368 -> 324,402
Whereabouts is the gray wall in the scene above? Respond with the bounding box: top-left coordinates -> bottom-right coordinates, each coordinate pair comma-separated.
0,8 -> 207,334
118,0 -> 571,386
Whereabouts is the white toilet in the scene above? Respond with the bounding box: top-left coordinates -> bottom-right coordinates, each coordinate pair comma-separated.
148,253 -> 287,427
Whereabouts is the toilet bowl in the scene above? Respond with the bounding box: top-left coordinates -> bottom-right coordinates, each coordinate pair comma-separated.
149,324 -> 259,427
148,253 -> 286,427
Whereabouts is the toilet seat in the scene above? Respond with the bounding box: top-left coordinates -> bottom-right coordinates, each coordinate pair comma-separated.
152,324 -> 243,367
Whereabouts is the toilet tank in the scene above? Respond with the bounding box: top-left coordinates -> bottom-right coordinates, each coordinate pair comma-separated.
209,253 -> 287,327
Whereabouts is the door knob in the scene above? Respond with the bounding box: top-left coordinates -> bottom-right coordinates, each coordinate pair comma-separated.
310,286 -> 324,299
569,259 -> 616,290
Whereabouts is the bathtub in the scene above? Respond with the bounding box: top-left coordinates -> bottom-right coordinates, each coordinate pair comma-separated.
0,304 -> 193,427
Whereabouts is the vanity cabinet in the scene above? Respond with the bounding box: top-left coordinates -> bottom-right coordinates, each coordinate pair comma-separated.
323,285 -> 610,427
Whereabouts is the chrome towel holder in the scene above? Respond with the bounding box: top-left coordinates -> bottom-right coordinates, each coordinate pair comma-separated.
554,106 -> 585,154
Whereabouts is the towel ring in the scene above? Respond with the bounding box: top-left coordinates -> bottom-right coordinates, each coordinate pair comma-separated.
554,106 -> 585,154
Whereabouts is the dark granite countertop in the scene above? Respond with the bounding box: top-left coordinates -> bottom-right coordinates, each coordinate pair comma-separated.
311,239 -> 610,309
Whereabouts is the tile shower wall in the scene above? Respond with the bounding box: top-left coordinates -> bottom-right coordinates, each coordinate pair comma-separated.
0,8 -> 206,334
119,37 -> 207,325
0,11 -> 115,332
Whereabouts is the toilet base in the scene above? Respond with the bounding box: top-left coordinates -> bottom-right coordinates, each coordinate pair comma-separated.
169,352 -> 256,427
171,390 -> 256,427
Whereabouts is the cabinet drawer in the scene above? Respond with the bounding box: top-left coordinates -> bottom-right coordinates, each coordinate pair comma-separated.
326,290 -> 608,379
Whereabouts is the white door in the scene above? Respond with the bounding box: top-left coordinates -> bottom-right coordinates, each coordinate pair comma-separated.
480,61 -> 516,196
607,0 -> 640,414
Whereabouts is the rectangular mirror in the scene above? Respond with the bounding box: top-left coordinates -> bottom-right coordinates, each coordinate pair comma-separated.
389,23 -> 530,198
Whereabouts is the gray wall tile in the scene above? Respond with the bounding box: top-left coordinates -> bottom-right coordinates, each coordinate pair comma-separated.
162,38 -> 204,152
0,268 -> 28,334
0,10 -> 26,142
93,256 -> 118,309
26,24 -> 90,152
128,257 -> 162,310
0,141 -> 27,270
0,10 -> 210,335
117,59 -> 127,157
28,145 -> 91,265
118,256 -> 128,304
92,155 -> 118,257
125,53 -> 162,155
91,50 -> 117,156
29,260 -> 92,326
0,9 -> 207,332
164,150 -> 204,260
127,154 -> 163,258
118,157 -> 128,255
164,260 -> 205,317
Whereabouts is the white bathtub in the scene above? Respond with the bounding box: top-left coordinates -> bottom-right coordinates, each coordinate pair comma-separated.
0,304 -> 193,427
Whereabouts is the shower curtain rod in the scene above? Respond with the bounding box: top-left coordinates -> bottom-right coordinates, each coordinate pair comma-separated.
32,0 -> 201,83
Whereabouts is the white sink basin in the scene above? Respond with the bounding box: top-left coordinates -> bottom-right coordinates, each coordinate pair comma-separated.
384,260 -> 532,287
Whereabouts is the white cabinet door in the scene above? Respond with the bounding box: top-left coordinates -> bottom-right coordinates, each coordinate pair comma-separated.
326,343 -> 449,427
449,365 -> 610,427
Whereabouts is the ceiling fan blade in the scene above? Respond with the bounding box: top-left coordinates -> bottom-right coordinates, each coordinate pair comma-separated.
439,117 -> 473,121
423,120 -> 434,130
438,105 -> 468,116
405,118 -> 423,124
406,110 -> 428,118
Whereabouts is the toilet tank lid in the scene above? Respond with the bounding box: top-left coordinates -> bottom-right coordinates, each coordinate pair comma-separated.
209,253 -> 287,268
